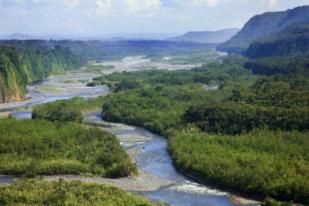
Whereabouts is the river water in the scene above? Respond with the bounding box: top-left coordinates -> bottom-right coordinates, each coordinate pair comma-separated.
0,70 -> 260,206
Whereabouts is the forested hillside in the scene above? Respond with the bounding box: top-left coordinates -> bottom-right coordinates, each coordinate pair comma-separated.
0,42 -> 84,103
217,5 -> 309,53
244,55 -> 309,75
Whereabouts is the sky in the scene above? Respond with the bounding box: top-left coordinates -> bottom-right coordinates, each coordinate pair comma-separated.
0,0 -> 308,37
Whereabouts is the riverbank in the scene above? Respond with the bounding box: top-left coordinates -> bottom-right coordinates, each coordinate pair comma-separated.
0,72 -> 109,114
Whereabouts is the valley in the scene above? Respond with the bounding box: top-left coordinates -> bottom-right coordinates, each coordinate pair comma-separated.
0,56 -> 261,206
0,4 -> 308,206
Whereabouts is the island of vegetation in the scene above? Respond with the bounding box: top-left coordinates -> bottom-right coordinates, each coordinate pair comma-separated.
0,118 -> 137,178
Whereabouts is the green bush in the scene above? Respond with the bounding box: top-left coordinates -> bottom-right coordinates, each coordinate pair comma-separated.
32,98 -> 84,122
32,97 -> 106,122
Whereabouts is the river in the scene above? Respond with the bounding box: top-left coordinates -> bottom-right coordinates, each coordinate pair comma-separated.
0,67 -> 260,206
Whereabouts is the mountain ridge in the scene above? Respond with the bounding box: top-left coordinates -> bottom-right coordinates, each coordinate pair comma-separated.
217,5 -> 309,53
167,28 -> 239,43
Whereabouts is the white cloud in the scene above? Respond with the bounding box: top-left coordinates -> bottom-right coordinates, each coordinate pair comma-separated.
63,0 -> 80,9
192,0 -> 225,8
95,0 -> 112,15
125,0 -> 162,15
263,0 -> 278,8
32,0 -> 49,3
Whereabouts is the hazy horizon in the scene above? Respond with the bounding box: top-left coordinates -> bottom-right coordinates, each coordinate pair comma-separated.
0,0 -> 308,39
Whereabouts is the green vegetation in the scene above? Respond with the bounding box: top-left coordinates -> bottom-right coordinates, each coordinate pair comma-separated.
0,179 -> 154,206
101,57 -> 255,135
2,31 -> 307,205
98,55 -> 308,204
32,98 -> 83,122
244,56 -> 309,75
0,43 -> 84,103
103,84 -> 205,135
183,102 -> 308,135
0,118 -> 136,177
246,23 -> 309,58
169,129 -> 309,204
32,97 -> 106,122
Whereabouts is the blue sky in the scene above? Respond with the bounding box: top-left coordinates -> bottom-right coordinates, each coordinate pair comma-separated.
0,0 -> 308,36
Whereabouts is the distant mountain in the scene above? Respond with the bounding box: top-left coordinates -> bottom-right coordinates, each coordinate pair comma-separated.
245,23 -> 309,58
217,5 -> 309,53
0,33 -> 38,40
167,28 -> 239,43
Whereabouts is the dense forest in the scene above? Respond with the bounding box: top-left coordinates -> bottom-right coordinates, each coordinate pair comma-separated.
169,129 -> 309,204
245,23 -> 309,58
0,118 -> 136,177
0,42 -> 84,103
0,179 -> 155,206
100,57 -> 255,136
244,55 -> 309,75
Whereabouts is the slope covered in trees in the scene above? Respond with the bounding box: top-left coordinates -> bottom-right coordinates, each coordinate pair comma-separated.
246,23 -> 309,58
217,5 -> 309,53
0,42 -> 84,103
